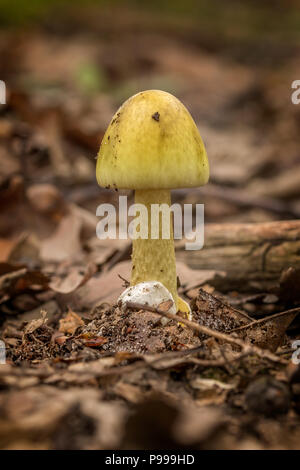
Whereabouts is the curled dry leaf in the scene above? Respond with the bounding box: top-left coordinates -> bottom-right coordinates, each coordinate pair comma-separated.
24,310 -> 48,335
189,287 -> 299,353
0,264 -> 49,314
233,308 -> 300,352
80,334 -> 108,348
82,336 -> 108,348
59,309 -> 84,335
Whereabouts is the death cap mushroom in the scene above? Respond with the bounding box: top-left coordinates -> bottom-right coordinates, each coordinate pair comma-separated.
96,89 -> 209,315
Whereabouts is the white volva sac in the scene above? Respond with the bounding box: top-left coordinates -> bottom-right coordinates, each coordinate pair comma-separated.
118,281 -> 177,321
118,281 -> 192,322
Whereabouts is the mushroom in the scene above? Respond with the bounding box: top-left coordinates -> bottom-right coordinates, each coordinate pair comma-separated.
96,90 -> 209,316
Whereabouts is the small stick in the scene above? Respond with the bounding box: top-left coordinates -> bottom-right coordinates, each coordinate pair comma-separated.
117,273 -> 130,288
230,306 -> 300,332
125,301 -> 286,364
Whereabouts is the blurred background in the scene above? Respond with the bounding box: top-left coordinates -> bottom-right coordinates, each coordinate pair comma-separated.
0,0 -> 300,257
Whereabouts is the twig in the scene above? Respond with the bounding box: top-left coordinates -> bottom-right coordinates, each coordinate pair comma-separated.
230,306 -> 300,332
124,301 -> 286,364
117,273 -> 130,288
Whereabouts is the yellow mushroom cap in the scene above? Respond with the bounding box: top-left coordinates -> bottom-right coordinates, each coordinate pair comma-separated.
96,90 -> 209,190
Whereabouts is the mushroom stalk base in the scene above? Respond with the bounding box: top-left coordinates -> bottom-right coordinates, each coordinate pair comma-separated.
131,189 -> 178,309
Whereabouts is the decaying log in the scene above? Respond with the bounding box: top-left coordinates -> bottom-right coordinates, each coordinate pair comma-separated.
176,220 -> 300,289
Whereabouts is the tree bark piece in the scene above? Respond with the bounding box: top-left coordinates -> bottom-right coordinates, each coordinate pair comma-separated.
176,220 -> 300,289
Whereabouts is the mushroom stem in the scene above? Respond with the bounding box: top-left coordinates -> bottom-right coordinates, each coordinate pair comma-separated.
131,189 -> 178,309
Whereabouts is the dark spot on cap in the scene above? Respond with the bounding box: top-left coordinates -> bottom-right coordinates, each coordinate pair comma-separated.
152,111 -> 160,122
107,135 -> 110,140
111,112 -> 121,126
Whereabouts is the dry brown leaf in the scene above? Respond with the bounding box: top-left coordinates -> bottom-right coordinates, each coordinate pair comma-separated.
0,264 -> 49,305
67,260 -> 132,309
40,212 -> 83,262
59,309 -> 84,335
234,309 -> 300,352
24,310 -> 48,335
191,288 -> 251,332
49,262 -> 97,294
82,336 -> 108,348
